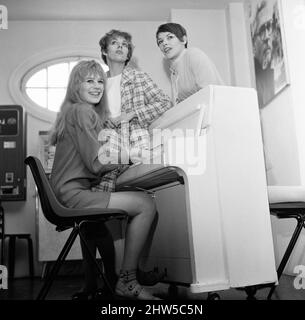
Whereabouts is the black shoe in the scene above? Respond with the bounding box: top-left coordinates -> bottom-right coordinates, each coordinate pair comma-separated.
94,287 -> 114,300
72,288 -> 110,300
72,290 -> 95,300
72,288 -> 113,300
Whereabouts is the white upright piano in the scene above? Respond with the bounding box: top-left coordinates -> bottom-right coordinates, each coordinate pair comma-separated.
116,85 -> 277,293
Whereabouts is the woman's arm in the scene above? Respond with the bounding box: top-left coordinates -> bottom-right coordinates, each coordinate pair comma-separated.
108,111 -> 137,128
189,48 -> 224,88
73,104 -> 123,174
133,72 -> 173,127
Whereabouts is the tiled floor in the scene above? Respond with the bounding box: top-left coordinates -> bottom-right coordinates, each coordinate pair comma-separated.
0,274 -> 304,300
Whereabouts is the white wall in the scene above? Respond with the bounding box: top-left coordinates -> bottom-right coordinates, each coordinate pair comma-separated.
257,0 -> 302,186
244,0 -> 305,275
282,0 -> 305,185
229,0 -> 305,275
268,0 -> 305,275
170,9 -> 231,85
231,2 -> 301,186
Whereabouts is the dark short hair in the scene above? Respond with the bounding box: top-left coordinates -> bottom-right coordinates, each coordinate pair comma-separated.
99,29 -> 134,65
156,23 -> 188,48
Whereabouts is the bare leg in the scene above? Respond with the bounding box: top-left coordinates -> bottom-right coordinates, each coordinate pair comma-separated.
107,191 -> 156,271
108,191 -> 161,299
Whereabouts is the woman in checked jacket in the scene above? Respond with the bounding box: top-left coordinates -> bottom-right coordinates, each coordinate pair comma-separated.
65,30 -> 172,300
97,29 -> 173,188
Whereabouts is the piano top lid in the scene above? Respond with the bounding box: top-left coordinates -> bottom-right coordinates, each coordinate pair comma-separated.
116,164 -> 183,191
149,87 -> 212,132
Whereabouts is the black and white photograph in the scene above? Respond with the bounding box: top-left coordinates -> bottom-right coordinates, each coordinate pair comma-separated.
1,0 -> 305,317
249,0 -> 289,107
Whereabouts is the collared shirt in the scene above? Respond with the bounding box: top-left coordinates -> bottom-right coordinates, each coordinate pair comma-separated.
170,47 -> 224,104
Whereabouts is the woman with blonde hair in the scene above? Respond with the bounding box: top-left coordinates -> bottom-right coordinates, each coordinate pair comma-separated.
50,60 -> 160,300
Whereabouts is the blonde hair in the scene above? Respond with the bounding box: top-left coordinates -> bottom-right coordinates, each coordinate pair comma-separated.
49,60 -> 109,145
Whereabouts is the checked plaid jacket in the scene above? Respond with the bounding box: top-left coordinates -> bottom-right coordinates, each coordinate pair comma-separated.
95,67 -> 172,192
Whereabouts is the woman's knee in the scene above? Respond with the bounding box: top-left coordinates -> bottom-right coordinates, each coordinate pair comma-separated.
136,192 -> 156,217
108,191 -> 156,218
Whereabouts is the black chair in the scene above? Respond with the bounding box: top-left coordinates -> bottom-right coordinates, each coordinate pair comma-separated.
267,202 -> 305,299
241,201 -> 305,300
25,156 -> 128,300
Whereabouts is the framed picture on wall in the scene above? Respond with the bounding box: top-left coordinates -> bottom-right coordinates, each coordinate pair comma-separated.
248,0 -> 289,108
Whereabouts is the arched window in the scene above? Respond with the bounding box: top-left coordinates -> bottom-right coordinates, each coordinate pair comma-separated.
23,58 -> 83,112
9,49 -> 108,123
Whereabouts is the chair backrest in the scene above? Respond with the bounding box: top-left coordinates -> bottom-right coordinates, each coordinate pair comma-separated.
24,156 -> 70,226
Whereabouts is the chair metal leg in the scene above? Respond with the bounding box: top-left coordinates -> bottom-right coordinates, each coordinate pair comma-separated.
41,262 -> 51,279
37,227 -> 79,300
8,235 -> 16,279
0,204 -> 4,266
78,225 -> 115,296
0,238 -> 4,267
267,215 -> 305,300
26,236 -> 34,278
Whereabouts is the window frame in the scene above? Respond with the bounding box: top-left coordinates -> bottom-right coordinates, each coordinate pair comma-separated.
9,48 -> 103,123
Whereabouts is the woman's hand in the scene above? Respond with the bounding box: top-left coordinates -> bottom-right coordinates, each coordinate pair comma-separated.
120,111 -> 137,122
108,111 -> 137,127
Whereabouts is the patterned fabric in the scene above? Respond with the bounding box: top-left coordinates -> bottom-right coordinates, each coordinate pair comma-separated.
127,124 -> 150,164
119,67 -> 171,164
97,124 -> 150,165
95,67 -> 172,192
97,128 -> 123,165
120,67 -> 172,127
92,166 -> 129,192
94,128 -> 128,192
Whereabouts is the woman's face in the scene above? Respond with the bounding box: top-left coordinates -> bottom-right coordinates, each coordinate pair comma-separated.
157,32 -> 186,61
79,73 -> 104,105
105,36 -> 129,64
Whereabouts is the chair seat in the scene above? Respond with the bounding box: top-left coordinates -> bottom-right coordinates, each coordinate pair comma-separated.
266,186 -> 305,299
268,186 -> 305,204
269,202 -> 305,217
4,233 -> 32,238
268,186 -> 305,217
55,210 -> 127,228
